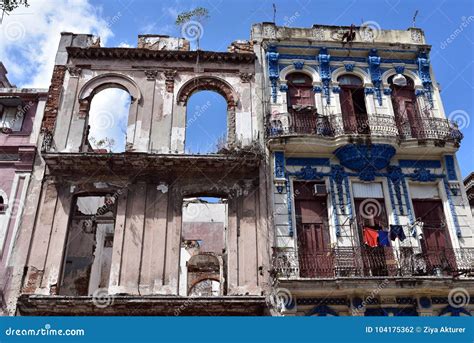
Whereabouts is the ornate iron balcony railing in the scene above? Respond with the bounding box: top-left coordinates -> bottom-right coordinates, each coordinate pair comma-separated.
272,247 -> 474,279
266,112 -> 463,144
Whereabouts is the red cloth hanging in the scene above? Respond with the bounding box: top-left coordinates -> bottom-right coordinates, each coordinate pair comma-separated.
363,227 -> 379,247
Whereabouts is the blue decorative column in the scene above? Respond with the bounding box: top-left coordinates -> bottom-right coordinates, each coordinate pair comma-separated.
318,47 -> 331,105
267,45 -> 280,103
417,52 -> 434,108
368,49 -> 383,106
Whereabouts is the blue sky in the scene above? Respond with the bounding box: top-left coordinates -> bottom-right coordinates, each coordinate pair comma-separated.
1,0 -> 473,175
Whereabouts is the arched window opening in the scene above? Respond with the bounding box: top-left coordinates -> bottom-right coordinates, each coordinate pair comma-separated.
185,91 -> 227,154
59,194 -> 117,296
189,279 -> 220,297
87,88 -> 131,153
389,75 -> 423,139
338,74 -> 369,134
180,196 -> 227,296
285,73 -> 318,134
0,195 -> 5,214
286,73 -> 315,109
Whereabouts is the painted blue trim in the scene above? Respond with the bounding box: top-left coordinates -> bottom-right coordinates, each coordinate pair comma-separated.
439,305 -> 471,316
267,45 -> 279,103
286,157 -> 330,166
329,177 -> 341,237
402,177 -> 415,224
274,152 -> 285,178
443,177 -> 461,237
387,178 -> 400,226
344,175 -> 353,220
444,155 -> 457,181
274,44 -> 422,54
318,47 -> 332,105
307,305 -> 338,316
399,160 -> 442,169
286,178 -> 294,237
368,49 -> 383,106
278,54 -> 417,65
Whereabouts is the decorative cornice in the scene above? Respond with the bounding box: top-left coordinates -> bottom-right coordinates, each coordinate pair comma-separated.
66,47 -> 256,64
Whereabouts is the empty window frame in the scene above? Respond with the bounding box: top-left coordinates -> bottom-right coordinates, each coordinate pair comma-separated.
59,194 -> 116,296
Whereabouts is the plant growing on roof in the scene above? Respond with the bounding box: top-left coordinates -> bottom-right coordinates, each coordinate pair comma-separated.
0,0 -> 29,23
175,7 -> 209,50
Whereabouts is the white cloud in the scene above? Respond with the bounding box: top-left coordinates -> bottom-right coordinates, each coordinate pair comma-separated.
117,42 -> 133,48
88,88 -> 130,152
0,0 -> 113,88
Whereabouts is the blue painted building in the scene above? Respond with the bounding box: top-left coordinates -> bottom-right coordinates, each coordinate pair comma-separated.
253,23 -> 473,316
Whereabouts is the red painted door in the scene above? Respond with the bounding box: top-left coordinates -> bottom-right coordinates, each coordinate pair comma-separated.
294,182 -> 332,277
412,199 -> 455,274
340,87 -> 357,134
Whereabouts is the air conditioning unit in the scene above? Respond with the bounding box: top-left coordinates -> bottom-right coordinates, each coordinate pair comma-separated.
313,184 -> 328,196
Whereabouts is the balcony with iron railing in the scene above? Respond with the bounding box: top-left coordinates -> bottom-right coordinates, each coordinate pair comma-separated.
266,111 -> 463,144
272,246 -> 474,279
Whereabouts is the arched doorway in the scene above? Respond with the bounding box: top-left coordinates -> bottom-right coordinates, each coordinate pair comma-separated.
338,74 -> 369,134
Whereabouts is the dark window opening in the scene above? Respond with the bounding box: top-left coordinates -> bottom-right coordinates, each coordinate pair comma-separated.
180,196 -> 227,296
338,74 -> 369,134
59,194 -> 117,296
0,104 -> 24,133
0,196 -> 5,214
389,75 -> 423,139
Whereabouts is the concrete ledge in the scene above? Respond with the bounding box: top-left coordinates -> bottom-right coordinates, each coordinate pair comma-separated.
17,295 -> 268,316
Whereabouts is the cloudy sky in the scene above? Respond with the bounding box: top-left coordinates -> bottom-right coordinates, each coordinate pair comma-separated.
1,0 -> 473,172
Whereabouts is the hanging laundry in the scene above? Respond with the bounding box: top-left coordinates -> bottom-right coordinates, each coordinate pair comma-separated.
390,225 -> 406,241
378,230 -> 390,247
363,227 -> 379,247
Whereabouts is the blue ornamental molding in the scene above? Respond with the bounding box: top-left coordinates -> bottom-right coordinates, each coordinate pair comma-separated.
267,45 -> 280,103
318,47 -> 332,105
387,166 -> 405,216
279,84 -> 288,92
409,167 -> 437,182
368,49 -> 383,106
293,60 -> 305,70
334,144 -> 396,174
313,85 -> 323,93
293,165 -> 324,180
331,165 -> 346,215
417,51 -> 434,108
399,160 -> 442,169
444,155 -> 457,181
307,305 -> 338,316
439,305 -> 471,316
274,151 -> 285,179
344,63 -> 355,72
394,65 -> 405,74
383,88 -> 392,95
332,86 -> 341,94
364,87 -> 375,95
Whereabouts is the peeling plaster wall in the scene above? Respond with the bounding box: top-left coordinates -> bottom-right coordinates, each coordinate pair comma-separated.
46,33 -> 258,155
21,177 -> 268,298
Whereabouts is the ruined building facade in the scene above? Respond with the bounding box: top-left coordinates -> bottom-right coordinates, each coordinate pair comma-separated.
1,23 -> 473,316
